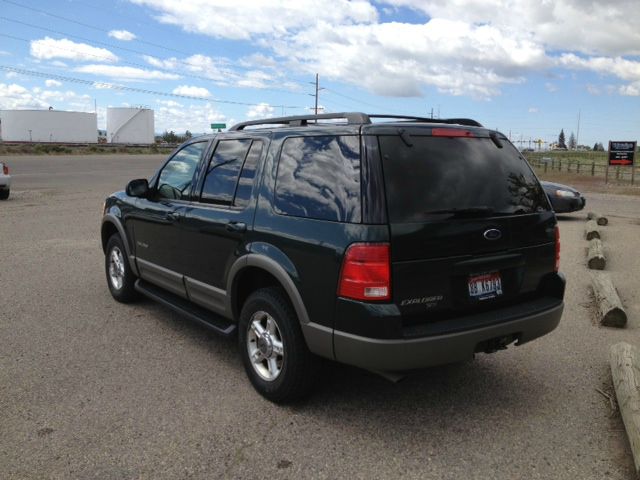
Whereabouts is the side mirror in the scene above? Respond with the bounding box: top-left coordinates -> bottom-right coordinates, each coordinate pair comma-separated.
126,178 -> 149,198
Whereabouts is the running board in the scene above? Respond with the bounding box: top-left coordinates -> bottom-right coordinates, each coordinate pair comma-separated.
135,279 -> 237,336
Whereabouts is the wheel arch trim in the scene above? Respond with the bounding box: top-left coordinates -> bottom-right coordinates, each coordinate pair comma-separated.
101,214 -> 140,277
227,254 -> 334,360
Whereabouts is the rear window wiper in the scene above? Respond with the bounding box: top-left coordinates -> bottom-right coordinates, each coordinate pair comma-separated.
425,206 -> 495,217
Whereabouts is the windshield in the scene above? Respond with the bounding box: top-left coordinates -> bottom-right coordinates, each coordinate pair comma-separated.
378,135 -> 550,223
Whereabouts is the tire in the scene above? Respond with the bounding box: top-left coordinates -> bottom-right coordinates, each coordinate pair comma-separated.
105,234 -> 138,303
239,287 -> 319,403
0,189 -> 9,200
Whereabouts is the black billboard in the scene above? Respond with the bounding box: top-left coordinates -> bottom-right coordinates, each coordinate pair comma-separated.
609,141 -> 637,166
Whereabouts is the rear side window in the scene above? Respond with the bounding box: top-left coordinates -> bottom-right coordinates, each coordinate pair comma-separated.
379,135 -> 550,223
234,141 -> 263,208
201,139 -> 252,204
275,135 -> 361,223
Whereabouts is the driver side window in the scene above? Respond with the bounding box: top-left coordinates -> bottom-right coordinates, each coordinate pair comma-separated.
157,142 -> 208,200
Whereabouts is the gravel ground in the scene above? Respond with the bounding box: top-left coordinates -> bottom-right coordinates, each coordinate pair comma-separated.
1,155 -> 639,479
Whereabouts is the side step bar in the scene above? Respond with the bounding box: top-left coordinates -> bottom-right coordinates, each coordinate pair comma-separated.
135,279 -> 237,336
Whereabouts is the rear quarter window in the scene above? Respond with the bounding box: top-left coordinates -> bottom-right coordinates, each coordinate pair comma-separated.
274,135 -> 361,223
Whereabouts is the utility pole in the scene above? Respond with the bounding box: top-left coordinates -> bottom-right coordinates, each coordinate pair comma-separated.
308,74 -> 324,119
576,109 -> 581,150
314,73 -> 319,115
430,107 -> 434,119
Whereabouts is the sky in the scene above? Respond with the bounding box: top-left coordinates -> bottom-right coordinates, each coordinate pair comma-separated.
0,0 -> 638,148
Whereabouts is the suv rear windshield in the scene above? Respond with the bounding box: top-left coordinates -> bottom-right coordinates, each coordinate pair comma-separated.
378,135 -> 550,223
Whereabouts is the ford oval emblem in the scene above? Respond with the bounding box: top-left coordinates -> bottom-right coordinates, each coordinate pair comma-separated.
484,228 -> 502,241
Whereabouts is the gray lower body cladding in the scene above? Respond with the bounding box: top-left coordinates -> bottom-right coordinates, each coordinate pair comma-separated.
332,302 -> 563,372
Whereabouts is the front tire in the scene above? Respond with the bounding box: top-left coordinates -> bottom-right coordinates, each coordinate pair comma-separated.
239,287 -> 319,403
105,234 -> 138,303
0,189 -> 9,200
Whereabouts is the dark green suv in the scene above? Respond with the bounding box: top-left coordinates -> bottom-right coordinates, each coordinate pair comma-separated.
101,113 -> 564,402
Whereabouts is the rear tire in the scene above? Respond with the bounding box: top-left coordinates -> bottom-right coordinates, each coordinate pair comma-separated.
239,287 -> 319,403
105,234 -> 138,303
0,189 -> 9,200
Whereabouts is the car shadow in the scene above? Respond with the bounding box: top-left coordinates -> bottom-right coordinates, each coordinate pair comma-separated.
137,297 -> 551,431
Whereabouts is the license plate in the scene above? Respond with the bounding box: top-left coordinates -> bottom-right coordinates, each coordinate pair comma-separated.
468,272 -> 503,300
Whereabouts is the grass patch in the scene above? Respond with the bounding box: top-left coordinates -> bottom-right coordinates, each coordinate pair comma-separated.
0,143 -> 174,156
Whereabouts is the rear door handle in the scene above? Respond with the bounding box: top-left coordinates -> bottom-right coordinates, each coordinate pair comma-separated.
226,221 -> 247,233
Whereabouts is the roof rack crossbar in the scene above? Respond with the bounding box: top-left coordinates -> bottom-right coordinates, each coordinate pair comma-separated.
229,112 -> 370,131
228,112 -> 483,131
367,115 -> 483,127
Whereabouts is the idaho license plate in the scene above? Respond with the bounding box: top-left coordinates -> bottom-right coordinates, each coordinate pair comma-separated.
468,272 -> 503,300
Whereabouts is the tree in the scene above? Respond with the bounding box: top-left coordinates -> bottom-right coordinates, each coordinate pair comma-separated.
568,132 -> 577,150
185,130 -> 192,139
593,142 -> 599,151
161,130 -> 179,144
558,129 -> 567,149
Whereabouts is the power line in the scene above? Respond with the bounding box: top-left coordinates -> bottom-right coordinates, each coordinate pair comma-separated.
0,0 -> 189,56
0,31 -> 305,97
0,65 -> 306,109
0,17 -> 311,96
0,4 -> 428,116
322,86 -> 404,114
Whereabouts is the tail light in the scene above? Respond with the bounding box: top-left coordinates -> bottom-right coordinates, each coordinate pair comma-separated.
554,226 -> 560,272
431,128 -> 474,138
338,243 -> 391,301
2,164 -> 7,175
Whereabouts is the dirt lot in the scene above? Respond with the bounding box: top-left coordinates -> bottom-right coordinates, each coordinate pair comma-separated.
1,155 -> 640,479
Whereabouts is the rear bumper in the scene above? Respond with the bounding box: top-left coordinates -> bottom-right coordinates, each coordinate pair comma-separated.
333,301 -> 563,372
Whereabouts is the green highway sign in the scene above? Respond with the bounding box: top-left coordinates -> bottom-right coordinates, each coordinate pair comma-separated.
210,123 -> 227,130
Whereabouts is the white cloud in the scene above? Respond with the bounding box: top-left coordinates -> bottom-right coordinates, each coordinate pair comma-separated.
74,64 -> 180,81
273,20 -> 541,98
556,53 -> 640,95
619,82 -> 640,96
528,107 -> 538,113
246,103 -> 275,120
556,54 -> 640,82
154,101 -> 228,133
129,0 -> 377,40
108,30 -> 137,41
0,82 -> 91,110
380,0 -> 640,57
45,79 -> 62,87
6,71 -> 18,79
545,82 -> 558,93
30,37 -> 118,63
144,54 -> 232,83
172,85 -> 211,97
126,0 -> 639,99
156,99 -> 183,108
237,70 -> 276,89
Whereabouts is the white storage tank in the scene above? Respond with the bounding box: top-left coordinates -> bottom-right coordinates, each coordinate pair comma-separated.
107,108 -> 154,144
0,109 -> 98,143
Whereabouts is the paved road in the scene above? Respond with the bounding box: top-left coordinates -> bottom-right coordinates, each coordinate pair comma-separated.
1,155 -> 638,479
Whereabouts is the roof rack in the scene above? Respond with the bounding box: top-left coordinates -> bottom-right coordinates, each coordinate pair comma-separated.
228,112 -> 482,131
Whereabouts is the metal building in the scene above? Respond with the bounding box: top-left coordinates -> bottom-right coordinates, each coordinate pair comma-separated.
0,109 -> 98,143
106,108 -> 154,144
